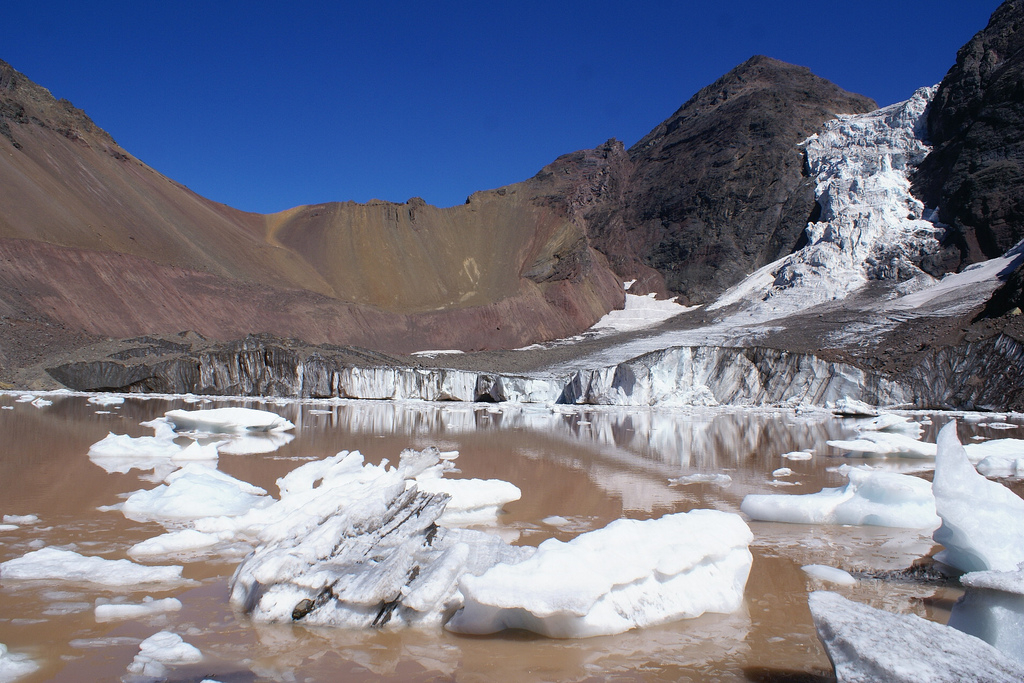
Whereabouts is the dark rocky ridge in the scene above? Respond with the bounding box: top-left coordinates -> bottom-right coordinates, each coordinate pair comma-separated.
912,0 -> 1024,268
575,56 -> 877,303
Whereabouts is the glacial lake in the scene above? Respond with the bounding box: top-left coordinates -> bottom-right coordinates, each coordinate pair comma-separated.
1,392 -> 1020,682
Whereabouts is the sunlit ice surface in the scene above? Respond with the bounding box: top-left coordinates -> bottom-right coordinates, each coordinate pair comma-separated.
0,392 -> 1021,682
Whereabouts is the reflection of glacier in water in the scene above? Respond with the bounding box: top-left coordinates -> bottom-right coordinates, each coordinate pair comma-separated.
0,391 -> 1020,682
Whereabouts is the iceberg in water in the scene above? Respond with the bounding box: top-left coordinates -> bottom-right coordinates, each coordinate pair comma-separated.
121,463 -> 270,523
740,465 -> 939,529
932,421 -> 1024,572
445,509 -> 753,638
809,591 -> 1024,682
0,547 -> 187,586
126,631 -> 202,679
948,564 -> 1024,663
164,407 -> 294,433
228,448 -> 530,628
0,643 -> 38,682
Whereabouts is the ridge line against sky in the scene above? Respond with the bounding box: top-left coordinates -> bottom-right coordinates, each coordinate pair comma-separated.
2,0 -> 1002,215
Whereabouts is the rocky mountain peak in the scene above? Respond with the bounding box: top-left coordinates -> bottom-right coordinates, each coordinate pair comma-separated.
0,58 -> 117,151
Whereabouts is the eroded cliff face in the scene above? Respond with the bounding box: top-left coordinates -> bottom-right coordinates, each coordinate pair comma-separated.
912,0 -> 1024,267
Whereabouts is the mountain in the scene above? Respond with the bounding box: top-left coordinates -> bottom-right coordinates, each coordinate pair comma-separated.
0,54 -> 874,384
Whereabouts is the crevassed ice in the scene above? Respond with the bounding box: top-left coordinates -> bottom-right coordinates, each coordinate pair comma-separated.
710,86 -> 940,320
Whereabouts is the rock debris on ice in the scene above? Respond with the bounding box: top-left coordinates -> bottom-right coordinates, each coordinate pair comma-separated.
445,509 -> 753,638
741,465 -> 939,529
228,448 -> 530,628
932,421 -> 1024,572
809,591 -> 1024,682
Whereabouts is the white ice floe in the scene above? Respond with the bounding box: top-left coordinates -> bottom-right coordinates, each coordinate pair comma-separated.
0,643 -> 38,682
1,515 -> 38,526
122,464 -> 269,523
228,448 -> 530,628
809,591 -> 1024,682
827,431 -> 936,458
128,529 -> 226,560
30,397 -> 51,408
413,476 -> 522,526
741,465 -> 939,529
164,407 -> 294,433
832,397 -> 879,417
977,455 -> 1024,478
949,564 -> 1024,663
854,413 -> 923,436
932,422 -> 1024,573
126,631 -> 202,678
772,468 -> 793,477
0,547 -> 186,586
445,509 -> 753,638
782,451 -> 813,461
669,473 -> 733,487
214,432 -> 295,455
802,564 -> 856,585
87,395 -> 124,406
94,597 -> 182,622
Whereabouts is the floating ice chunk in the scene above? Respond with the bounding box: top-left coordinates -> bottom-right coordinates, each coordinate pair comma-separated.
977,455 -> 1024,478
2,515 -> 38,526
126,631 -> 202,678
964,438 -> 1024,465
122,464 -> 269,523
164,407 -> 294,433
14,394 -> 34,403
932,422 -> 1024,572
87,394 -> 124,406
741,466 -> 939,529
948,564 -> 1024,663
94,597 -> 182,622
88,432 -> 184,460
0,547 -> 186,586
802,564 -> 856,585
832,397 -> 877,417
782,451 -> 813,461
810,591 -> 1024,682
669,473 -> 733,487
772,468 -> 793,477
981,422 -> 1020,430
827,431 -> 936,458
542,516 -> 570,526
229,448 -> 532,628
0,643 -> 38,681
854,413 -> 923,436
446,509 -> 753,638
413,477 -> 521,526
128,529 -> 224,560
30,397 -> 51,408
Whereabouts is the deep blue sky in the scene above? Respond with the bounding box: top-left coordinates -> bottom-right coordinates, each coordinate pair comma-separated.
2,1 -> 1003,214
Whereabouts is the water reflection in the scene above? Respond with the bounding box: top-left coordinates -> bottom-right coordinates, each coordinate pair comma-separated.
0,391 -> 1020,682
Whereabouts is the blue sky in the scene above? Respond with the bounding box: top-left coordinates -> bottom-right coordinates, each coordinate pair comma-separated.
2,1 -> 1002,214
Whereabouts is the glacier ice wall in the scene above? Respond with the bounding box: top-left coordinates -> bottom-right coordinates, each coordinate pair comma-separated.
711,87 -> 942,318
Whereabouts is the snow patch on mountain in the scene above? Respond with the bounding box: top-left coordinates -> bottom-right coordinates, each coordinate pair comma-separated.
710,86 -> 941,320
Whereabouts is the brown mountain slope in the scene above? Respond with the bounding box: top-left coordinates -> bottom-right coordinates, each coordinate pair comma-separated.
0,58 -> 623,362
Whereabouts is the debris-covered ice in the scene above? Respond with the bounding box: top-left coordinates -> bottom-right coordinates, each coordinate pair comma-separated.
948,564 -> 1024,663
228,448 -> 530,628
932,422 -> 1024,572
0,547 -> 187,586
809,591 -> 1024,682
164,407 -> 294,433
126,631 -> 202,679
741,465 -> 939,529
445,509 -> 753,638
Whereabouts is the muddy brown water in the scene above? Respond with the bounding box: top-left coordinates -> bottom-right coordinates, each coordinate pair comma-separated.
0,393 -> 1019,682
